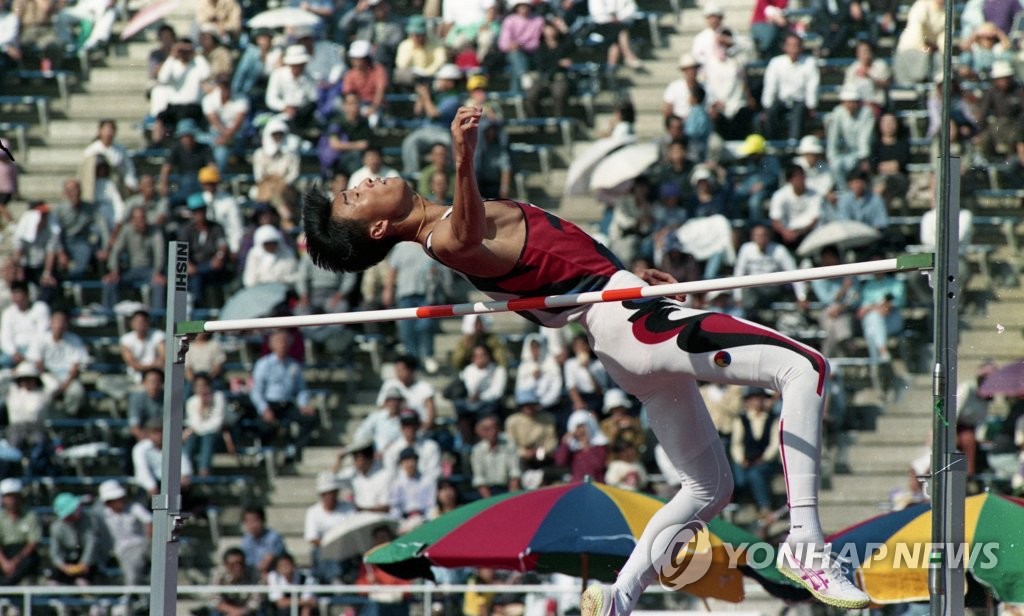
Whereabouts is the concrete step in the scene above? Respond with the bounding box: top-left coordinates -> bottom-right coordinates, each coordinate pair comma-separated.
67,93 -> 151,116
820,502 -> 890,533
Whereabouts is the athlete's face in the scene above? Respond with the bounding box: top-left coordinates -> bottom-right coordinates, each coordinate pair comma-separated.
332,176 -> 414,235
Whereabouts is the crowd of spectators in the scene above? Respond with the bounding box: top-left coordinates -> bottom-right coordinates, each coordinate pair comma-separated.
2,0 -> 1024,609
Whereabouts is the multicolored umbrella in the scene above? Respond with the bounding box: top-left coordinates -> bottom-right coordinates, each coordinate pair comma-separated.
979,360 -> 1024,397
366,481 -> 799,603
827,493 -> 1024,604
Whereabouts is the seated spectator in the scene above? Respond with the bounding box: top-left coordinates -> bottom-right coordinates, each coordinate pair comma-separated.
471,415 -> 521,498
663,54 -> 700,122
53,0 -> 115,52
383,243 -> 441,372
0,138 -> 16,224
685,87 -> 712,162
588,0 -> 642,71
304,472 -> 354,583
731,135 -> 781,222
732,224 -> 807,315
474,116 -> 512,199
652,139 -> 694,217
95,480 -> 151,588
451,315 -> 508,370
159,119 -> 215,200
870,113 -> 911,209
48,492 -> 107,586
505,390 -> 558,470
203,75 -> 249,174
11,0 -> 53,52
835,169 -> 888,228
769,164 -> 821,252
0,280 -> 50,368
974,61 -> 1024,162
353,387 -> 405,455
692,2 -> 724,66
383,410 -> 441,482
231,28 -> 280,109
401,63 -> 462,174
197,166 -> 244,255
103,205 -> 167,311
761,33 -> 819,141
197,26 -> 233,78
415,142 -> 454,200
393,14 -> 447,85
440,0 -> 494,50
147,24 -> 177,91
80,154 -> 128,235
844,41 -> 891,107
348,146 -> 402,188
376,356 -> 437,426
0,478 -> 41,586
827,86 -> 875,185
12,202 -> 61,303
554,409 -> 609,482
133,417 -> 201,513
210,547 -> 263,615
55,178 -> 111,281
339,0 -> 403,68
267,553 -> 318,616
177,193 -> 231,307
120,310 -> 165,384
795,135 -> 834,199
564,334 -> 608,414
125,174 -> 170,227
334,440 -> 391,512
30,309 -> 90,416
295,236 -> 359,315
242,225 -> 298,288
254,119 -> 301,212
958,21 -> 1010,81
184,332 -> 227,384
343,39 -> 389,127
128,369 -> 164,442
498,0 -> 543,92
514,333 -> 563,412
808,246 -> 858,358
599,388 -> 643,448
893,0 -> 945,85
524,19 -> 574,118
354,526 -> 410,613
196,0 -> 242,42
452,344 -> 508,441
5,362 -> 52,475
730,387 -> 781,520
430,478 -> 462,519
703,28 -> 754,141
749,0 -> 788,58
605,438 -> 647,491
318,92 -> 374,178
250,329 -> 319,463
184,372 -> 228,476
811,0 -> 870,58
265,45 -> 318,130
389,447 -> 437,528
150,38 -> 210,145
240,505 -> 286,579
856,260 -> 907,369
83,119 -> 139,194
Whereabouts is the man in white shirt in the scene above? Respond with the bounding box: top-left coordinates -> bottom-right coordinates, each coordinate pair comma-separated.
119,309 -> 165,383
196,165 -> 244,255
690,2 -> 723,67
703,28 -> 755,140
304,472 -> 354,583
353,387 -> 404,455
265,45 -> 318,129
150,38 -> 211,120
826,86 -> 874,186
769,164 -> 822,251
202,74 -> 249,173
733,224 -> 807,315
662,53 -> 700,120
335,441 -> 391,512
95,480 -> 151,587
794,134 -> 834,197
347,146 -> 402,188
28,310 -> 89,415
375,355 -> 437,426
382,410 -> 441,483
0,281 -> 50,368
761,32 -> 820,141
132,417 -> 194,497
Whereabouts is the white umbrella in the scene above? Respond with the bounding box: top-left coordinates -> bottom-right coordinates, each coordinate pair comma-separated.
319,512 -> 399,562
796,220 -> 882,257
247,7 -> 322,29
120,0 -> 178,40
563,133 -> 635,197
589,142 -> 661,192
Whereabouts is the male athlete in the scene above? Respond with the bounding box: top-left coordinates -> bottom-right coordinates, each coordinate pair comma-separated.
302,106 -> 870,611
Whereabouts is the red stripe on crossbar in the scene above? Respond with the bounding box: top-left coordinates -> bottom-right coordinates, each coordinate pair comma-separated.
602,288 -> 645,302
417,306 -> 457,318
507,297 -> 550,311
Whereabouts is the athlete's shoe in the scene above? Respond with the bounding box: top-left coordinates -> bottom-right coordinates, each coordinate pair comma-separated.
581,584 -> 615,616
777,543 -> 870,609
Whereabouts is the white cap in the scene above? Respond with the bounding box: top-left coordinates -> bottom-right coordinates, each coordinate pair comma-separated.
690,165 -> 714,187
436,63 -> 463,81
797,134 -> 824,155
602,388 -> 633,413
13,362 -> 40,380
348,39 -> 372,58
254,224 -> 283,246
99,480 -> 127,502
0,478 -> 22,496
990,61 -> 1015,79
678,53 -> 699,69
316,471 -> 340,493
838,85 -> 860,102
702,2 -> 723,16
283,44 -> 311,65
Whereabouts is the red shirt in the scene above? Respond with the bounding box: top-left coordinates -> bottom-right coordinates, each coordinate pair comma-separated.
343,65 -> 389,104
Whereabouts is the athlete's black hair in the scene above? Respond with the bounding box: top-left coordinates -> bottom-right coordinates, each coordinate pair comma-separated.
302,188 -> 399,273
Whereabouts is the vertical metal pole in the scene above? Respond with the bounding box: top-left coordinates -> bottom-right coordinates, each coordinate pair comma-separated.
930,152 -> 966,615
150,241 -> 190,616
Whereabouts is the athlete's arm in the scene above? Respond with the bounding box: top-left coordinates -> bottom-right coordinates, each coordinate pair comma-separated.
638,269 -> 687,302
445,106 -> 486,252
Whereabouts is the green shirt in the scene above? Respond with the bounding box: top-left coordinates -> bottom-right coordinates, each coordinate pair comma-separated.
0,509 -> 42,547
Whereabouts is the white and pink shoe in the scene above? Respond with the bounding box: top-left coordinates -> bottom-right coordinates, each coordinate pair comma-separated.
777,541 -> 871,609
581,584 -> 616,616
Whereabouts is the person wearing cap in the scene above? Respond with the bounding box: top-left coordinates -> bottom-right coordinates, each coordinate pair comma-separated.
730,133 -> 781,221
382,409 -> 441,482
241,223 -> 299,288
12,201 -> 61,303
826,85 -> 874,185
555,409 -> 610,482
304,471 -> 354,583
102,204 -> 167,312
239,505 -> 285,578
401,62 -> 463,174
389,446 -> 437,524
662,53 -> 700,121
265,44 -> 318,127
691,2 -> 724,67
733,223 -> 807,315
158,117 -> 215,199
0,280 -> 50,368
505,389 -> 558,468
251,329 -> 318,463
196,164 -> 245,254
393,14 -> 447,84
334,439 -> 391,512
974,59 -> 1024,162
150,37 -> 210,142
761,32 -> 819,141
354,386 -> 406,455
5,360 -> 51,453
768,164 -> 822,251
95,479 -> 151,588
471,415 -> 522,498
196,0 -> 241,41
375,355 -> 437,426
133,415 -> 195,498
28,309 -> 89,416
119,309 -> 165,384
959,21 -> 1012,81
343,39 -> 389,127
318,92 -> 375,178
498,0 -> 543,92
175,189 -> 230,307
793,134 -> 834,198
348,145 -> 402,189
598,388 -> 644,447
202,72 -> 249,174
729,387 -> 780,521
0,478 -> 42,585
339,0 -> 404,68
48,492 -> 107,585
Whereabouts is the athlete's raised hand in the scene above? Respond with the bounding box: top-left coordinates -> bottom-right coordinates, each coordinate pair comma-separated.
451,106 -> 482,164
639,268 -> 687,303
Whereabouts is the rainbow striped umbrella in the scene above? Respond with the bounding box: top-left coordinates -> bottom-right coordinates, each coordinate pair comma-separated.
366,481 -> 797,602
827,493 -> 1024,604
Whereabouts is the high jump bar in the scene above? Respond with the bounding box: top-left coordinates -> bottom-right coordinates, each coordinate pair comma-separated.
176,253 -> 934,335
